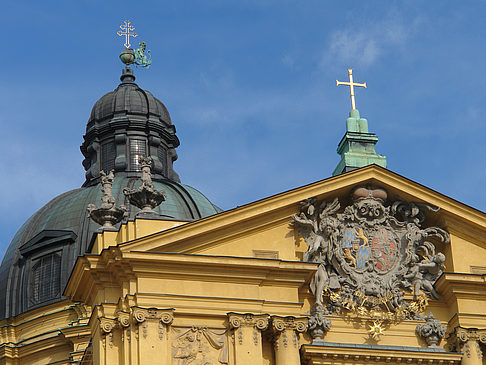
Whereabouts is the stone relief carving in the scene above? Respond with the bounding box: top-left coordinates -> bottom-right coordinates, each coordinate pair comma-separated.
123,156 -> 167,215
292,185 -> 449,322
172,327 -> 228,365
87,169 -> 127,228
416,313 -> 446,347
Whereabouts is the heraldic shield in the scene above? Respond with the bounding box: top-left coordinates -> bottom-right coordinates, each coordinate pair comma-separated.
293,186 -> 449,321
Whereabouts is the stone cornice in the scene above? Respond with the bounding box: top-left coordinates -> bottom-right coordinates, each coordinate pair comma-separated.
65,248 -> 317,306
111,165 -> 486,256
301,343 -> 462,365
435,272 -> 486,306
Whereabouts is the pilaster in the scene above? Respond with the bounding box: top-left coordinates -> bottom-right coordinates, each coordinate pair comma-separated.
228,313 -> 269,365
92,306 -> 174,365
132,307 -> 174,365
270,316 -> 307,365
449,328 -> 486,365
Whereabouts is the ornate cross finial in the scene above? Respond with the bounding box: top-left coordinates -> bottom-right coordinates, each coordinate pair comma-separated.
336,69 -> 367,110
117,20 -> 138,49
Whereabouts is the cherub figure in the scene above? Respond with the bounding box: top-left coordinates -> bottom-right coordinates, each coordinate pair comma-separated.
292,198 -> 341,304
405,253 -> 445,300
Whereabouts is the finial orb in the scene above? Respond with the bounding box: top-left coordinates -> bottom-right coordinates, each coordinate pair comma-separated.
120,48 -> 135,65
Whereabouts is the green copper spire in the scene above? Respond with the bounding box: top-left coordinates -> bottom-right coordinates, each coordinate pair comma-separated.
333,69 -> 386,176
332,108 -> 387,176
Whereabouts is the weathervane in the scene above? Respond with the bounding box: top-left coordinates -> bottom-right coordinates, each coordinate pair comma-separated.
117,20 -> 152,69
336,69 -> 367,110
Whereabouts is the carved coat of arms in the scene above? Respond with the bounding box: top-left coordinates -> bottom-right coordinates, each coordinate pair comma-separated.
293,186 -> 448,320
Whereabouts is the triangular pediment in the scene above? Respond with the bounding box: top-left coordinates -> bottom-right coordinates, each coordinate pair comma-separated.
117,165 -> 486,272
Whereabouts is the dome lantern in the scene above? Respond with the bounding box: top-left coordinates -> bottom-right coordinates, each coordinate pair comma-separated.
80,65 -> 180,186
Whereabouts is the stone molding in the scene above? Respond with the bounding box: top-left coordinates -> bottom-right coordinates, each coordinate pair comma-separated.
301,344 -> 462,365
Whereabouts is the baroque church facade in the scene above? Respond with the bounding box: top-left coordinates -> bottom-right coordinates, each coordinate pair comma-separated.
0,48 -> 486,365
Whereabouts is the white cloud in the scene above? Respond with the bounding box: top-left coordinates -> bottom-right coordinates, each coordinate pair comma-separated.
322,14 -> 422,69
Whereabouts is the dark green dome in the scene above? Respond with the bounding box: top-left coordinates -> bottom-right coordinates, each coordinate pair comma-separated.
0,65 -> 222,319
0,177 -> 221,319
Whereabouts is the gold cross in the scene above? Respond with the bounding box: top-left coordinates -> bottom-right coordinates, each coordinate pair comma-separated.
117,20 -> 138,49
336,69 -> 367,110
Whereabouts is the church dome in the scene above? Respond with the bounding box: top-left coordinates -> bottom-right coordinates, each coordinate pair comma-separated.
88,69 -> 172,126
0,65 -> 222,320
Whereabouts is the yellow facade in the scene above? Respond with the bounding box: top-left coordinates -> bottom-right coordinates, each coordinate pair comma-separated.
2,165 -> 486,364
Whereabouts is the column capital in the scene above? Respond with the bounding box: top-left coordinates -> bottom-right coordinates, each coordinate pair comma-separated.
447,327 -> 486,364
132,306 -> 174,325
99,317 -> 117,334
271,316 -> 308,334
227,313 -> 269,331
454,328 -> 486,344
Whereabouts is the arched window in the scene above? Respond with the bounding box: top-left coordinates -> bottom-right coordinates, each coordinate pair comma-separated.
129,138 -> 147,171
29,252 -> 61,307
101,140 -> 116,173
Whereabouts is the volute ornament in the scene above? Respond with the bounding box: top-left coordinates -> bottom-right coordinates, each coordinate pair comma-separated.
292,185 -> 449,321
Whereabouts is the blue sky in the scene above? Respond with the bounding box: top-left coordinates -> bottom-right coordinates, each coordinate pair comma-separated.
1,1 -> 486,256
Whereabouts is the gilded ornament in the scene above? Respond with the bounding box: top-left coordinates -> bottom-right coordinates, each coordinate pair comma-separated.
368,320 -> 385,340
336,69 -> 367,110
292,185 -> 449,323
117,20 -> 138,49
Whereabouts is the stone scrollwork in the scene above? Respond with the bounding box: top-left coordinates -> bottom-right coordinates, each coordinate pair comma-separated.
99,317 -> 117,348
292,185 -> 449,323
117,311 -> 130,328
416,313 -> 446,347
100,317 -> 117,334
